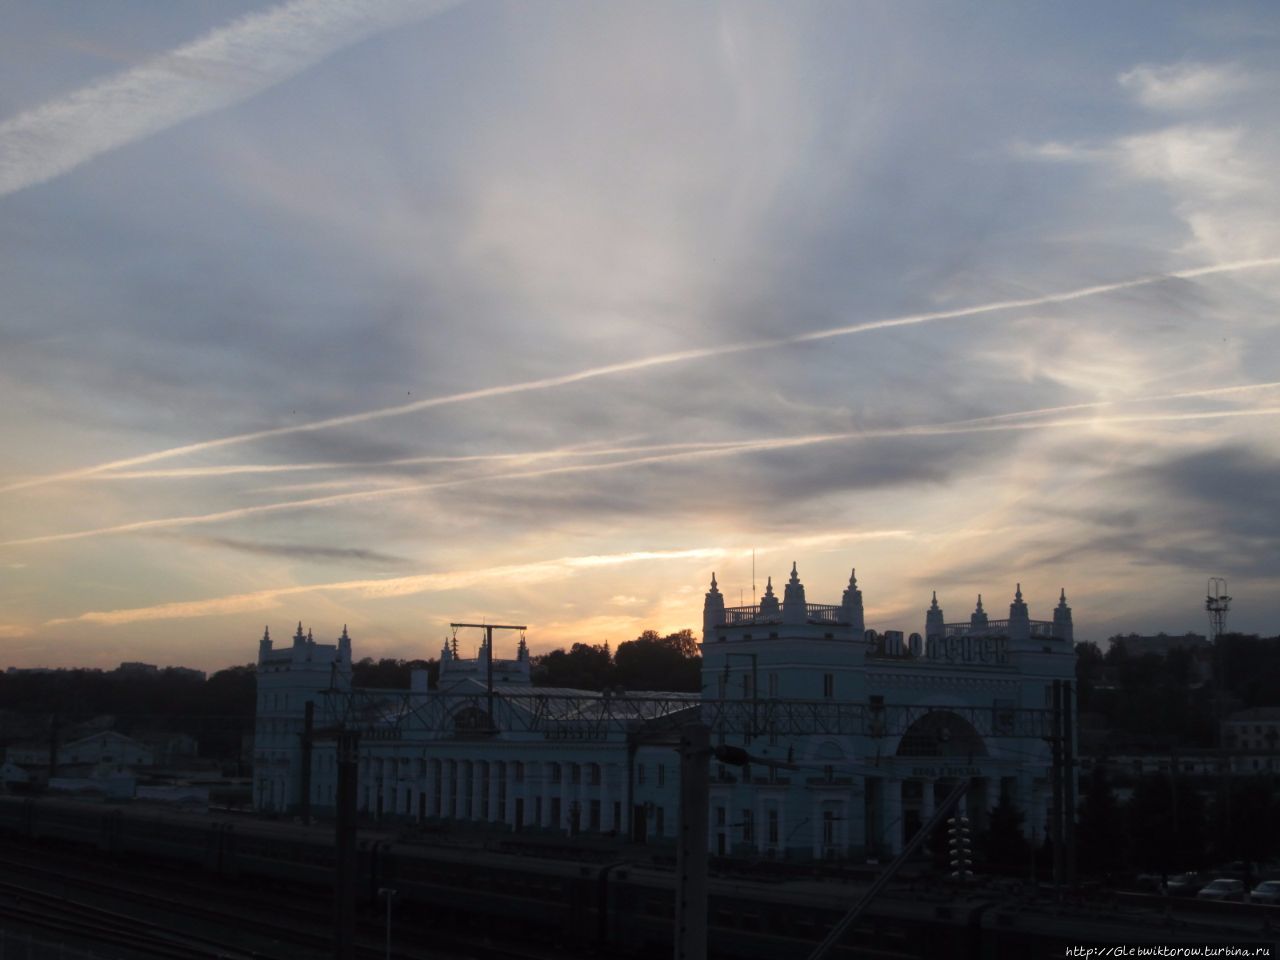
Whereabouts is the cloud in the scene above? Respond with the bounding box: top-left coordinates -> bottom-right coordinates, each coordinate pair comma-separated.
1119,62 -> 1252,111
4,256 -> 1278,496
46,547 -> 738,626
171,534 -> 408,566
8,400 -> 1280,548
0,0 -> 462,199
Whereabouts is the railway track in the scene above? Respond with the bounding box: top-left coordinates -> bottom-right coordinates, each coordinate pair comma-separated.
0,843 -> 582,960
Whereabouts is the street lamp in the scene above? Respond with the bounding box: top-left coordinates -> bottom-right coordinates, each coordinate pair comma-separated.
378,887 -> 396,960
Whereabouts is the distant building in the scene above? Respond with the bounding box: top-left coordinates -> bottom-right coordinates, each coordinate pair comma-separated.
1108,633 -> 1212,686
118,661 -> 160,676
253,567 -> 1077,859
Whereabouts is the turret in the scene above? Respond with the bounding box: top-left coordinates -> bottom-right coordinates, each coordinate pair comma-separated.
702,573 -> 725,641
1053,588 -> 1074,643
841,569 -> 865,634
926,591 -> 945,640
338,624 -> 351,664
258,626 -> 272,662
782,562 -> 807,625
292,621 -> 306,648
758,577 -> 780,618
1008,583 -> 1030,642
969,595 -> 989,633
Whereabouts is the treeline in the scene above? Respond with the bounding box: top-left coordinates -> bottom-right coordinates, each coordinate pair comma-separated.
0,665 -> 256,759
531,629 -> 700,692
1075,632 -> 1280,749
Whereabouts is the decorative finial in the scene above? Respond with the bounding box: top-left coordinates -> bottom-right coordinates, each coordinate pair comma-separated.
1015,583 -> 1023,602
307,627 -> 313,641
976,594 -> 984,612
765,575 -> 774,596
849,567 -> 858,587
930,590 -> 939,610
263,626 -> 270,641
1060,587 -> 1066,602
790,561 -> 799,582
711,572 -> 718,589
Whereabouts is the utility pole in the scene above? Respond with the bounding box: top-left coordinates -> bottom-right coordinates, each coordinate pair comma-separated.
334,729 -> 358,960
675,723 -> 710,960
1207,579 -> 1232,861
449,623 -> 526,732
1061,680 -> 1076,889
300,701 -> 314,825
1050,681 -> 1064,897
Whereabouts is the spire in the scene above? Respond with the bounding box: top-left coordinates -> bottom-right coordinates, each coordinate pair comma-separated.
782,562 -> 806,624
292,621 -> 305,647
702,570 -> 726,640
263,625 -> 270,642
970,594 -> 989,633
341,624 -> 349,640
926,590 -> 945,639
841,566 -> 865,635
258,625 -> 272,661
759,575 -> 780,616
1053,586 -> 1074,642
1008,582 -> 1030,642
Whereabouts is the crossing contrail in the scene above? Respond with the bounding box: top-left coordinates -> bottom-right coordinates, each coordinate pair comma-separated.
59,378 -> 1280,484
2,255 -> 1277,496
6,403 -> 1279,549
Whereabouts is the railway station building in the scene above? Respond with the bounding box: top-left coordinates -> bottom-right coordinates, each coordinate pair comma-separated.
253,565 -> 1076,860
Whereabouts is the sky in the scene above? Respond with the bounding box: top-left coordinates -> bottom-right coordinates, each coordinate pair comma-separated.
2,1 -> 1279,672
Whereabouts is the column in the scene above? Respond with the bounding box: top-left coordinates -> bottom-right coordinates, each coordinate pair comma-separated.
489,761 -> 501,823
884,779 -> 903,856
601,764 -> 614,833
471,761 -> 483,821
920,778 -> 936,824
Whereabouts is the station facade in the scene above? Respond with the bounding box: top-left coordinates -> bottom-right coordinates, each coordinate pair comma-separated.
253,566 -> 1076,859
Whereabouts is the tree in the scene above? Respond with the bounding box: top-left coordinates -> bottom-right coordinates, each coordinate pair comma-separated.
1076,763 -> 1125,877
531,644 -> 613,689
982,792 -> 1029,871
614,631 -> 701,692
1126,774 -> 1207,875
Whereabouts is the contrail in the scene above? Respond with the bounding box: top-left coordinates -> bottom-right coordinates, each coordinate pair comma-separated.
73,378 -> 1280,484
45,546 -> 739,626
0,0 -> 462,199
7,404 -> 1279,549
3,256 -> 1277,496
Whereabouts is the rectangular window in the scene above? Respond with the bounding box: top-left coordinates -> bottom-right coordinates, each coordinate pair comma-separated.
655,806 -> 665,838
637,764 -> 646,786
657,764 -> 665,787
767,809 -> 778,844
741,674 -> 750,698
823,811 -> 835,846
742,810 -> 753,842
823,673 -> 834,698
768,673 -> 778,698
716,806 -> 726,826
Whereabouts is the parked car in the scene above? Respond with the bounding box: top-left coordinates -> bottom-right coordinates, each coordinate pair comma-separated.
1250,880 -> 1280,905
1165,872 -> 1206,896
1197,878 -> 1244,902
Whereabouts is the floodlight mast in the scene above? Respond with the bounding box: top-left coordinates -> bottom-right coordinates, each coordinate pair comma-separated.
450,622 -> 527,733
1206,580 -> 1232,847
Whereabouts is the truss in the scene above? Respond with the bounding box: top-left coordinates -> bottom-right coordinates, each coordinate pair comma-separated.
315,689 -> 1055,743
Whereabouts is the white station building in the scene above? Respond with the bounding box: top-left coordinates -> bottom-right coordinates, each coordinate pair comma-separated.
253,566 -> 1076,859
